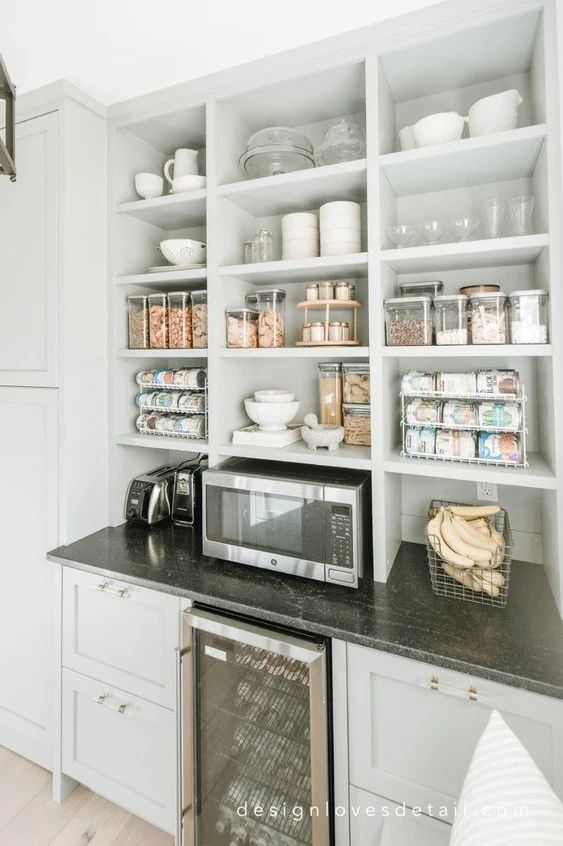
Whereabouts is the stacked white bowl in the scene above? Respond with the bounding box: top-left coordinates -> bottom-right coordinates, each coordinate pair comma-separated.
281,212 -> 319,260
320,201 -> 362,256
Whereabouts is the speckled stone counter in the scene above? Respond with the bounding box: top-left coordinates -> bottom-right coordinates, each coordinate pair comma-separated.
48,523 -> 563,700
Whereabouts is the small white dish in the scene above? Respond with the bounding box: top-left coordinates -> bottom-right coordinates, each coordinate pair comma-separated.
254,390 -> 295,403
413,112 -> 465,147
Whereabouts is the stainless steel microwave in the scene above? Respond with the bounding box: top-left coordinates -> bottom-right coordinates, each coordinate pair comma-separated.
203,458 -> 370,587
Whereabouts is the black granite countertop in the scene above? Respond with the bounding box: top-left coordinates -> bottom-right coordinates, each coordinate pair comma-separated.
48,523 -> 563,700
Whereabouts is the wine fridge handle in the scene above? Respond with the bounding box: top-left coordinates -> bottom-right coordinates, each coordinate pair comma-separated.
179,620 -> 196,846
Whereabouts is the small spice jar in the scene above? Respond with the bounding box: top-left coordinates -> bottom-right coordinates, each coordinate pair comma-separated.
335,281 -> 353,301
319,281 -> 334,301
328,321 -> 344,342
225,307 -> 258,348
342,321 -> 350,341
470,292 -> 507,344
191,290 -> 208,348
167,292 -> 192,349
148,294 -> 169,348
310,321 -> 325,343
318,362 -> 342,425
343,404 -> 371,446
306,283 -> 319,302
384,296 -> 434,346
508,290 -> 548,343
256,288 -> 286,348
302,322 -> 312,343
434,294 -> 469,345
128,295 -> 149,349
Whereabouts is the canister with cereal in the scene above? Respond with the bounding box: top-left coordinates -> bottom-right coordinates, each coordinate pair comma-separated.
342,363 -> 370,404
256,288 -> 286,348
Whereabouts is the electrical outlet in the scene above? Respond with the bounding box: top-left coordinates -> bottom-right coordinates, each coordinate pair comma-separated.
477,481 -> 498,501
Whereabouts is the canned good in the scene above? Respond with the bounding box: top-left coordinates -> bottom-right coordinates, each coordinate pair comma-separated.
476,369 -> 519,396
405,399 -> 441,424
442,401 -> 478,426
435,429 -> 476,459
478,431 -> 522,463
436,372 -> 477,395
478,402 -> 521,430
405,427 -> 435,455
401,371 -> 435,394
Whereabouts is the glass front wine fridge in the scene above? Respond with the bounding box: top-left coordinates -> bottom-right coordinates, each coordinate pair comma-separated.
180,607 -> 332,846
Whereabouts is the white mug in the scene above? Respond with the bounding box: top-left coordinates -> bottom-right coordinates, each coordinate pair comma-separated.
164,149 -> 199,187
134,172 -> 163,199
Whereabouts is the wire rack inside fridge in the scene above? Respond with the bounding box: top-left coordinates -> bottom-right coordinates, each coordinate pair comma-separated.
134,368 -> 208,441
400,378 -> 528,468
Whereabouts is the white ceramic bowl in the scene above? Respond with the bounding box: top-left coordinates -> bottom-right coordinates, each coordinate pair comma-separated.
320,213 -> 361,230
321,241 -> 361,256
398,125 -> 416,151
468,89 -> 522,137
413,112 -> 465,147
159,239 -> 207,265
244,398 -> 300,431
321,226 -> 361,242
254,389 -> 295,403
171,174 -> 207,193
320,201 -> 361,220
282,239 -> 320,259
282,212 -> 318,229
135,173 -> 164,199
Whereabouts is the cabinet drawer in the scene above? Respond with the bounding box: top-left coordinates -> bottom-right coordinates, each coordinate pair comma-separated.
63,568 -> 180,708
348,646 -> 563,820
62,668 -> 176,833
349,786 -> 450,846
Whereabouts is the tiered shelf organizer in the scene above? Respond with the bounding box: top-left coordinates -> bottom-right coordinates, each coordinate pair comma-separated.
135,370 -> 208,442
296,299 -> 362,346
401,380 -> 528,468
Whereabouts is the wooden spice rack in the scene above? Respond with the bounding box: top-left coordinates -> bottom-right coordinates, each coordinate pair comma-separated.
296,299 -> 363,346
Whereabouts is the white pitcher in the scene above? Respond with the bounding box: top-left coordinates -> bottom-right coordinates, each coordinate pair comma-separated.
164,148 -> 199,185
468,89 -> 523,137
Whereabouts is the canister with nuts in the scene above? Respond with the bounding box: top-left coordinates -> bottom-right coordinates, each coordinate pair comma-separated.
128,295 -> 149,349
167,292 -> 192,349
256,288 -> 286,348
226,307 -> 258,348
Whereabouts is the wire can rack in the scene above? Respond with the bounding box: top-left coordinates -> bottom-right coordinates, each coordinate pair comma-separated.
426,499 -> 513,608
134,368 -> 208,441
400,384 -> 528,469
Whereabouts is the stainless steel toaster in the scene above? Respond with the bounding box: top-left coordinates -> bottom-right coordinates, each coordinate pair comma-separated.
125,465 -> 176,526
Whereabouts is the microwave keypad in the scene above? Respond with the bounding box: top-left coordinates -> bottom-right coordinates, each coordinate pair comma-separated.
330,507 -> 353,568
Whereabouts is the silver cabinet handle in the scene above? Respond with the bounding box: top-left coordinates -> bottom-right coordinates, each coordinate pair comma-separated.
96,581 -> 129,597
96,693 -> 129,713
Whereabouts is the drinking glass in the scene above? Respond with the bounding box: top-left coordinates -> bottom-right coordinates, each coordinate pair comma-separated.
509,195 -> 535,236
483,198 -> 505,239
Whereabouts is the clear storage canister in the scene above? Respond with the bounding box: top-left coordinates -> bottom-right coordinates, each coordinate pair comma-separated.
225,308 -> 258,348
191,290 -> 208,348
148,294 -> 168,348
508,290 -> 548,343
343,404 -> 371,446
384,296 -> 433,346
434,294 -> 469,345
167,292 -> 192,349
470,292 -> 507,344
398,280 -> 444,298
256,288 -> 286,348
318,362 -> 342,425
342,363 -> 370,404
128,295 -> 149,349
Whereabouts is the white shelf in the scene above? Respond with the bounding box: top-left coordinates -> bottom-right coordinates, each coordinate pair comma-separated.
219,439 -> 372,470
118,348 -> 208,358
379,125 -> 546,197
382,344 -> 552,358
220,253 -> 368,284
117,190 -> 206,229
218,159 -> 367,216
218,346 -> 370,359
384,449 -> 556,490
117,268 -> 207,286
116,433 -> 209,453
380,235 -> 549,273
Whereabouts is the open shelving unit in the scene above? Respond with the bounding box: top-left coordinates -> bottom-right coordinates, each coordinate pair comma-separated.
107,0 -> 563,617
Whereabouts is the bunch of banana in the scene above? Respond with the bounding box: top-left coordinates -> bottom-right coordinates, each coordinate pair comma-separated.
426,504 -> 506,597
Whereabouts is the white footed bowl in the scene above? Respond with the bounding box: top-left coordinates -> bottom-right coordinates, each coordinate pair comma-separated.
245,398 -> 300,431
254,390 -> 295,404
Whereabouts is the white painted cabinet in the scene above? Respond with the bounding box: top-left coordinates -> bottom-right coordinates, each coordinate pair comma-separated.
62,668 -> 176,833
349,786 -> 451,846
62,568 -> 180,708
0,113 -> 58,387
0,387 -> 58,768
347,646 -> 563,822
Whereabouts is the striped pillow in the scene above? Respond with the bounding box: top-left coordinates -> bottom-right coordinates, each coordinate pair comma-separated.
450,710 -> 563,845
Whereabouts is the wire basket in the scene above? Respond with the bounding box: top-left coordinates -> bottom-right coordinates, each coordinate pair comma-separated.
426,499 -> 513,607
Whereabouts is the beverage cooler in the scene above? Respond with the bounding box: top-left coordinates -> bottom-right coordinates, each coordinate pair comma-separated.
180,607 -> 332,846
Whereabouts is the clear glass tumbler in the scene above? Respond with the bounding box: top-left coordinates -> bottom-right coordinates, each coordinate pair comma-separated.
483,198 -> 505,238
509,194 -> 535,236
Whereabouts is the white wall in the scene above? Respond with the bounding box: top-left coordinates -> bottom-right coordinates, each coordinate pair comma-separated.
5,0 -> 441,105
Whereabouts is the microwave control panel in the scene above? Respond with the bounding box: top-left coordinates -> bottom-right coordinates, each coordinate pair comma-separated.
329,504 -> 353,568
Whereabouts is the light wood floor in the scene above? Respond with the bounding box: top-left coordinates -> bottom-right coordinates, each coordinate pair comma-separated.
0,746 -> 174,846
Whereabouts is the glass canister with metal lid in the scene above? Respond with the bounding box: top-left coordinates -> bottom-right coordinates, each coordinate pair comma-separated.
318,362 -> 342,425
256,288 -> 286,347
434,294 -> 469,345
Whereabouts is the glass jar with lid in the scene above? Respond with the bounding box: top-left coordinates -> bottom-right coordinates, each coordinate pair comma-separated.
256,288 -> 286,347
318,362 -> 342,425
328,321 -> 345,342
384,296 -> 434,346
253,229 -> 274,263
191,290 -> 208,348
335,280 -> 354,301
310,321 -> 325,343
319,281 -> 334,301
148,294 -> 169,348
508,290 -> 548,343
302,322 -> 312,343
128,295 -> 149,349
470,292 -> 507,344
343,404 -> 371,446
225,308 -> 258,348
306,283 -> 319,302
342,363 -> 370,403
434,294 -> 469,345
398,280 -> 444,298
167,292 -> 192,348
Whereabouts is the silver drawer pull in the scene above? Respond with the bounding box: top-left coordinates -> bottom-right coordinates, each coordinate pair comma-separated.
96,581 -> 129,598
427,676 -> 479,702
96,693 -> 129,713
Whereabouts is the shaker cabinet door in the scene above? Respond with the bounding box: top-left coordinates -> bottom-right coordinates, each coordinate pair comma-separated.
349,786 -> 451,846
0,387 -> 58,768
0,112 -> 58,386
